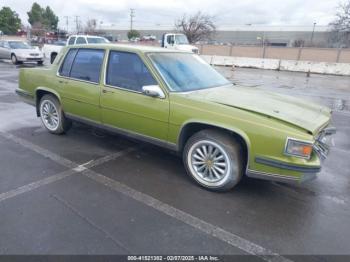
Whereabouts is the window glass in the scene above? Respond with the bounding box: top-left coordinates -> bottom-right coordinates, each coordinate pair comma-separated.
87,37 -> 108,44
149,53 -> 230,92
59,49 -> 78,77
106,51 -> 157,92
68,37 -> 76,45
70,49 -> 104,83
76,37 -> 87,44
0,41 -> 4,48
167,35 -> 174,44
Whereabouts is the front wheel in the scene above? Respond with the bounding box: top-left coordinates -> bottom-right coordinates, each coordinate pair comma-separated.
183,129 -> 244,192
39,94 -> 72,134
11,54 -> 18,65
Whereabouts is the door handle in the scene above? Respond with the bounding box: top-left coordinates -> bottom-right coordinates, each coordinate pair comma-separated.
102,89 -> 114,94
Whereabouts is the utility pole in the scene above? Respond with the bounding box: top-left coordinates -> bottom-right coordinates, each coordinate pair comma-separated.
130,8 -> 135,31
310,22 -> 316,46
64,16 -> 69,33
74,16 -> 80,34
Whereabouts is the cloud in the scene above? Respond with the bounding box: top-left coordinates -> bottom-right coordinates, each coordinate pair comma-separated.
1,0 -> 338,30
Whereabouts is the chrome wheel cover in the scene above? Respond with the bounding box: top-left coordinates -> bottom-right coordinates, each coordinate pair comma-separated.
187,140 -> 231,187
40,100 -> 59,131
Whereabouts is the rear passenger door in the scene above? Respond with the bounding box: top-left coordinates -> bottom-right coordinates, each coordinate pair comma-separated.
57,48 -> 105,122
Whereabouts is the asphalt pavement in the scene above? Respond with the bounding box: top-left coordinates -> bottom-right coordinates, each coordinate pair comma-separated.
0,60 -> 349,261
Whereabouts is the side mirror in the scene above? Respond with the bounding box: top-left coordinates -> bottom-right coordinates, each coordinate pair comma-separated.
142,85 -> 165,99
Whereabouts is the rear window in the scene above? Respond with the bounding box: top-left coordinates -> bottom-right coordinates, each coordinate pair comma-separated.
69,49 -> 105,83
87,37 -> 108,44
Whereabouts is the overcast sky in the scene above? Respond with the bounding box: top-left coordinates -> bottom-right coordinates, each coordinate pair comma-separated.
1,0 -> 341,30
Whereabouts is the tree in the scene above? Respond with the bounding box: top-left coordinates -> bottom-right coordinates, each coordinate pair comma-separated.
0,7 -> 21,34
27,2 -> 59,31
85,19 -> 97,34
329,1 -> 350,47
292,39 -> 305,47
175,12 -> 216,43
127,30 -> 140,40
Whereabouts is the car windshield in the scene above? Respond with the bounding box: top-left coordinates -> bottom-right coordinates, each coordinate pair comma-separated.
8,41 -> 32,49
87,37 -> 109,44
149,53 -> 231,92
175,35 -> 189,45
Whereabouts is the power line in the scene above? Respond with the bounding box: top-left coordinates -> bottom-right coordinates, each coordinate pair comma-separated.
74,16 -> 80,33
64,16 -> 69,32
130,8 -> 135,31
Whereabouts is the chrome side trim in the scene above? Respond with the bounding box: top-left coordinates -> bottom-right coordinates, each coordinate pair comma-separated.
65,113 -> 178,152
255,156 -> 321,173
246,169 -> 317,184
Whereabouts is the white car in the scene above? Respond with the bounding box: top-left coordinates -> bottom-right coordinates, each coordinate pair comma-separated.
43,35 -> 109,64
0,40 -> 44,65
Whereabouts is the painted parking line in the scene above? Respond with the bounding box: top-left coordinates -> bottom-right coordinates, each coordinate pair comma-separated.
0,131 -> 137,203
0,131 -> 291,262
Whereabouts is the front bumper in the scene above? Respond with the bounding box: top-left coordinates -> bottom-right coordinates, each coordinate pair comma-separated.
17,56 -> 43,62
247,126 -> 336,184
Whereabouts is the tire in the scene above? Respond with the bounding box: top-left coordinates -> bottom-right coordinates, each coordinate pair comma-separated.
37,60 -> 43,65
11,54 -> 18,65
39,94 -> 72,134
183,129 -> 244,192
50,53 -> 57,64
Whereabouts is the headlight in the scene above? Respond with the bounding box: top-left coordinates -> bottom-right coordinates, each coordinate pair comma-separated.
284,138 -> 314,159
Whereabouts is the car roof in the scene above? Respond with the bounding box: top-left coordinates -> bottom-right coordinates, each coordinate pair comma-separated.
69,43 -> 192,54
69,35 -> 105,38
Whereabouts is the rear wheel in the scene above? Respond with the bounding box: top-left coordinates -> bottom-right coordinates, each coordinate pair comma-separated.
183,129 -> 244,192
39,94 -> 72,134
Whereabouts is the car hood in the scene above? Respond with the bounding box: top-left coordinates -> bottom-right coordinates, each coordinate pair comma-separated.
175,44 -> 198,52
184,85 -> 331,135
12,49 -> 42,56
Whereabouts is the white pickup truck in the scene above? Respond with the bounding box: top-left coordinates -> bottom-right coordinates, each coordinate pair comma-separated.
42,35 -> 109,64
161,33 -> 199,54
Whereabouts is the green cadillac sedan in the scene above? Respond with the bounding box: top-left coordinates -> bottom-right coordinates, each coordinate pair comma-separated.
16,44 -> 336,191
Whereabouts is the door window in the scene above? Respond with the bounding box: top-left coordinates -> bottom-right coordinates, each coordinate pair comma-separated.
166,35 -> 174,45
106,51 -> 157,92
70,49 -> 105,83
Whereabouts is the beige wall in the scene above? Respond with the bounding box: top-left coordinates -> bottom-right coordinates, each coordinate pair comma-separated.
198,45 -> 350,63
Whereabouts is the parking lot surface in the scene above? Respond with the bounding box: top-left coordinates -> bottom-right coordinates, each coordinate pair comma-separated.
0,60 -> 350,260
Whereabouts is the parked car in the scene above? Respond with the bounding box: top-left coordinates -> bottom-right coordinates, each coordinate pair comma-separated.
16,44 -> 335,191
0,40 -> 44,65
161,33 -> 199,54
42,35 -> 109,64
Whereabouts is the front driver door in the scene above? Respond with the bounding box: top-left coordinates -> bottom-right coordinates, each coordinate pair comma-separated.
100,50 -> 169,143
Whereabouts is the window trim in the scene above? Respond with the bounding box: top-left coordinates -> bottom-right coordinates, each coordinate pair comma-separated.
57,48 -> 105,85
103,50 -> 161,96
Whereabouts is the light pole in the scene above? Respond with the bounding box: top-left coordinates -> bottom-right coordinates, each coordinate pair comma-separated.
310,22 -> 316,46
